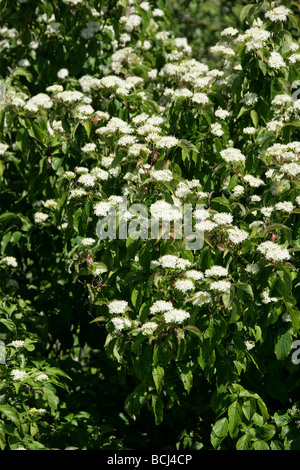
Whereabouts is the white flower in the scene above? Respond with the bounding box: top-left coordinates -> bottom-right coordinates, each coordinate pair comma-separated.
261,207 -> 274,217
90,168 -> 109,180
261,288 -> 279,304
220,147 -> 246,164
120,14 -> 142,32
0,143 -> 9,154
43,199 -> 57,209
215,108 -> 230,119
108,300 -> 128,314
274,201 -> 294,213
151,169 -> 173,182
24,93 -> 53,112
268,52 -> 286,69
245,340 -> 255,351
35,373 -> 49,382
210,44 -> 235,56
243,127 -> 257,135
185,270 -> 203,281
174,279 -> 195,293
257,241 -> 290,261
1,256 -> 18,267
205,265 -> 228,277
156,254 -> 191,270
78,174 -> 97,187
111,317 -> 132,331
220,27 -> 239,36
241,92 -> 258,106
57,90 -> 84,103
265,6 -> 291,22
81,143 -> 96,153
192,92 -> 209,105
46,85 -> 64,94
211,123 -> 224,136
195,220 -> 217,232
69,188 -> 87,199
81,238 -> 95,246
243,174 -> 265,187
227,226 -> 248,244
11,340 -> 25,348
250,195 -> 261,202
150,300 -> 173,314
281,163 -> 300,177
11,369 -> 27,381
155,136 -> 179,149
232,185 -> 245,196
34,212 -> 49,223
150,200 -> 182,222
272,94 -> 293,106
164,309 -> 190,323
210,280 -> 231,292
57,68 -> 69,79
212,212 -> 233,226
245,263 -> 259,275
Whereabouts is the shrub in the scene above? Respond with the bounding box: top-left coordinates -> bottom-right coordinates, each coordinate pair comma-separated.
0,0 -> 300,450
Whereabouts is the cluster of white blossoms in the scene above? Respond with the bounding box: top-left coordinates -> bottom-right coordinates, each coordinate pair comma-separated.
210,280 -> 231,293
205,265 -> 228,278
226,226 -> 249,244
174,278 -> 195,293
220,147 -> 246,164
236,25 -> 271,52
155,254 -> 192,270
268,51 -> 286,69
164,308 -> 190,324
257,241 -> 290,262
150,300 -> 174,314
11,369 -> 27,381
261,288 -> 279,304
24,93 -> 53,112
150,200 -> 182,222
34,212 -> 49,223
265,5 -> 291,22
111,317 -> 132,331
0,256 -> 18,267
108,300 -> 128,314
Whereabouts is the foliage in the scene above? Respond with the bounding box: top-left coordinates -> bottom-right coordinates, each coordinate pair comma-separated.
0,0 -> 300,450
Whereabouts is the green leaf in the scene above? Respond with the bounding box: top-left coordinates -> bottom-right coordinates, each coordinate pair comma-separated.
152,366 -> 164,394
254,425 -> 276,441
252,440 -> 269,450
183,324 -> 202,339
242,398 -> 256,421
236,434 -> 252,450
211,417 -> 229,448
0,405 -> 20,430
131,286 -> 143,309
152,394 -> 164,425
177,364 -> 193,394
250,109 -> 259,128
274,330 -> 293,360
125,385 -> 147,419
228,400 -> 242,438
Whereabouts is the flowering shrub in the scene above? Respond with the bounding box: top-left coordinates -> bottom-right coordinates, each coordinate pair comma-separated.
0,0 -> 300,450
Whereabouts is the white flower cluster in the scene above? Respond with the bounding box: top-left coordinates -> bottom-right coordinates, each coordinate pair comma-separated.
257,241 -> 290,261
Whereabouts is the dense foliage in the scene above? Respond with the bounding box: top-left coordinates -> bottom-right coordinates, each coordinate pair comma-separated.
0,0 -> 300,450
